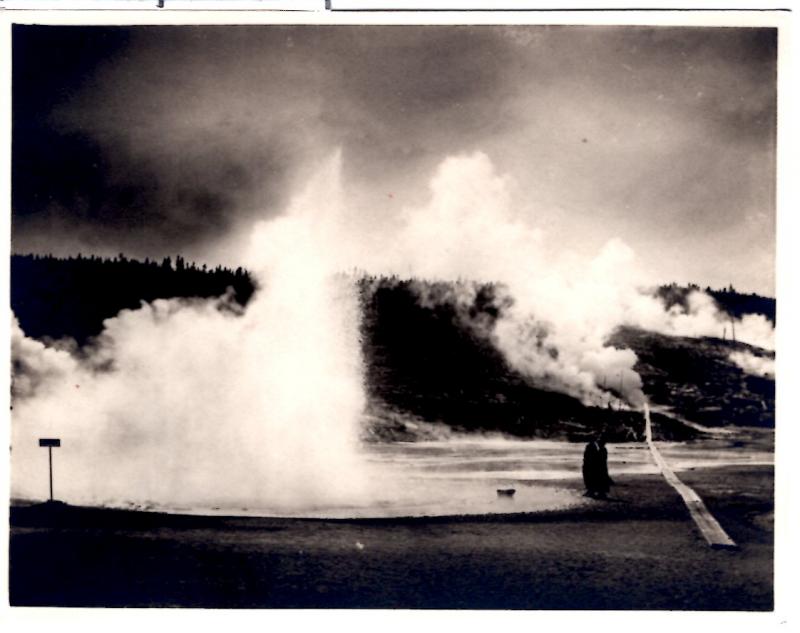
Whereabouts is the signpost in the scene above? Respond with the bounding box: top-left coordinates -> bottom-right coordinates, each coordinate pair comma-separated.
38,438 -> 61,501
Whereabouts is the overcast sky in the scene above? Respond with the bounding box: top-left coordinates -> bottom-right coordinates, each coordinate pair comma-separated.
12,24 -> 777,294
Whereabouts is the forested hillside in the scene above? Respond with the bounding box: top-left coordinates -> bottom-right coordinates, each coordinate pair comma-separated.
358,277 -> 646,440
10,254 -> 775,440
11,254 -> 255,344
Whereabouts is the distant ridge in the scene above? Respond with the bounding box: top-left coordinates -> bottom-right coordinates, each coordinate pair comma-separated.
10,254 -> 774,440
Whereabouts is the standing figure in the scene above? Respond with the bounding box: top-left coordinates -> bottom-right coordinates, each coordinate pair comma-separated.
582,435 -> 613,499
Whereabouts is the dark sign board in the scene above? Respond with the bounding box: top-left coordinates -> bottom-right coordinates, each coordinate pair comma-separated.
39,438 -> 61,447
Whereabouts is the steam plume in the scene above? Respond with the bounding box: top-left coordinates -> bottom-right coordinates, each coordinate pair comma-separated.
729,350 -> 775,378
11,150 -> 774,511
12,152 -> 371,512
353,152 -> 774,406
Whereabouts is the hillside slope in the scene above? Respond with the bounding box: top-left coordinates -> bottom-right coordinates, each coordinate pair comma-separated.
11,255 -> 775,440
610,326 -> 774,428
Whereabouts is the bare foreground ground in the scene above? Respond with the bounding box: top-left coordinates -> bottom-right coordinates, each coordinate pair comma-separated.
9,464 -> 772,610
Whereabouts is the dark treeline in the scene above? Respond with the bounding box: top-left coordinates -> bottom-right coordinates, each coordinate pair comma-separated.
12,254 -> 775,346
10,255 -> 644,439
11,254 -> 774,439
656,282 -> 776,324
11,253 -> 255,345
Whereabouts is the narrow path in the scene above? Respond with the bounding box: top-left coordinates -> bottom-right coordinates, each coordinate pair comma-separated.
644,401 -> 737,549
647,402 -> 736,435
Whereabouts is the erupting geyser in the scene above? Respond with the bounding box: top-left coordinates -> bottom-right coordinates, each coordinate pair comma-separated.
11,151 -> 373,513
10,150 -> 775,517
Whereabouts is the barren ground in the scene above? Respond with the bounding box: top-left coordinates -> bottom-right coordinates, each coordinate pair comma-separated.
9,464 -> 772,609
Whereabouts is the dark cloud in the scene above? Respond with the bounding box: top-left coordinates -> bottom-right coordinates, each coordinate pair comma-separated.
13,25 -> 517,258
13,25 -> 299,259
11,24 -> 776,292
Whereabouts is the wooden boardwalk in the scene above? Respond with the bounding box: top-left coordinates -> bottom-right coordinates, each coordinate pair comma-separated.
644,401 -> 738,549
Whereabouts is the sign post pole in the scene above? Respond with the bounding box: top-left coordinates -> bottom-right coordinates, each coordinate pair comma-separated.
38,438 -> 61,502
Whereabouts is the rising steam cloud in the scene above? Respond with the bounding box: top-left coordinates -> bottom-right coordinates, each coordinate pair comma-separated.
11,152 -> 371,512
11,150 -> 774,510
354,152 -> 774,406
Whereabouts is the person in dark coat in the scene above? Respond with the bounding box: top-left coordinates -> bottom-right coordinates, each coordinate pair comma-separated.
582,434 -> 613,499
